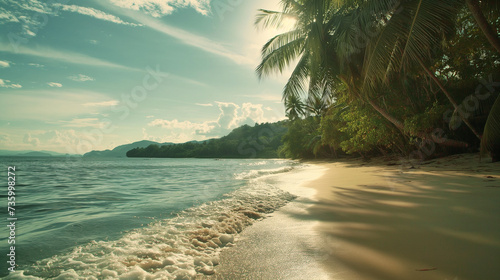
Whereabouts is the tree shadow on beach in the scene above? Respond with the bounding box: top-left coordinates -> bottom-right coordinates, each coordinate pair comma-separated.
283,162 -> 500,280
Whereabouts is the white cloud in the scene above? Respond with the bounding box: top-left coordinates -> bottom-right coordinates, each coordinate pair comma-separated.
9,0 -> 54,14
1,1 -> 140,39
0,7 -> 21,24
23,133 -> 40,147
83,100 -> 119,107
0,134 -> 10,143
22,130 -> 95,154
25,29 -> 36,36
149,118 -> 214,132
145,119 -> 215,143
0,0 -> 55,37
53,4 -> 141,26
28,63 -> 44,67
68,74 -> 95,82
0,78 -> 22,88
0,43 -> 137,71
0,60 -> 10,67
196,103 -> 213,107
47,82 -> 62,87
145,101 -> 279,143
108,0 -> 211,17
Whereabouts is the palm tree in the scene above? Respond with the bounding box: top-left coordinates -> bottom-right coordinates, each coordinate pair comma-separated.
284,94 -> 306,120
357,0 -> 485,140
256,0 -> 475,149
255,0 -> 339,103
465,0 -> 500,54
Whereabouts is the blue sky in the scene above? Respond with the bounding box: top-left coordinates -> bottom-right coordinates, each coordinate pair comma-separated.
0,0 -> 292,154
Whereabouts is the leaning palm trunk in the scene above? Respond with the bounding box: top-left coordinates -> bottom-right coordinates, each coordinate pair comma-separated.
466,0 -> 500,54
366,97 -> 469,149
481,94 -> 500,162
417,57 -> 482,140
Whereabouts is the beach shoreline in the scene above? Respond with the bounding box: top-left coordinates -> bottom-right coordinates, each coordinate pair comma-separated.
212,153 -> 500,280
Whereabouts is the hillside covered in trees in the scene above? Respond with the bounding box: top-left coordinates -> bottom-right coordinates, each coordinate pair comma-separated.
126,122 -> 287,158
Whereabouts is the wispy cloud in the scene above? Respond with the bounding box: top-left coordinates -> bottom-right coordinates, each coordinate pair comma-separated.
57,118 -> 103,128
83,100 -> 119,107
0,7 -> 21,24
108,0 -> 211,17
1,1 -> 140,40
7,0 -> 53,15
68,74 -> 95,82
103,4 -> 253,65
47,82 -> 62,88
196,103 -> 213,107
0,0 -> 55,37
243,92 -> 283,103
0,89 -> 118,121
53,4 -> 141,26
28,63 -> 44,67
0,78 -> 22,88
0,60 -> 10,67
0,42 -> 137,71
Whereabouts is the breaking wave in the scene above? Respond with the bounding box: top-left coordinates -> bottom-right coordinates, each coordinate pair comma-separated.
9,174 -> 296,279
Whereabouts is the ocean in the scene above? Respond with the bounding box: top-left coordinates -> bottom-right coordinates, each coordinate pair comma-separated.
0,157 -> 301,279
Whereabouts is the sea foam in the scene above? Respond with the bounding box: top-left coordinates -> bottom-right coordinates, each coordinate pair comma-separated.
10,173 -> 296,279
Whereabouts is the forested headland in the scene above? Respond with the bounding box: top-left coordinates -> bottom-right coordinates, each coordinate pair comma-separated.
126,122 -> 287,158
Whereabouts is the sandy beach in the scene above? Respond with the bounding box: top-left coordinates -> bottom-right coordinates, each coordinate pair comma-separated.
212,153 -> 500,280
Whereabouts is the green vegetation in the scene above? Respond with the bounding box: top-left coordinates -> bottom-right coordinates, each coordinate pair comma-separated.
256,0 -> 500,161
127,122 -> 287,158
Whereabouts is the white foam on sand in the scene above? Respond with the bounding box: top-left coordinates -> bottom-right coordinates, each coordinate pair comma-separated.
233,165 -> 296,180
7,169 -> 299,280
212,163 -> 332,280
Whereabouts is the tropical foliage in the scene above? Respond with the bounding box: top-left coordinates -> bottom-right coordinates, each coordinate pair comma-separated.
257,0 -> 500,161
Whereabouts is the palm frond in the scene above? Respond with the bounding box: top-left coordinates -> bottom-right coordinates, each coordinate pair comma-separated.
362,0 -> 462,89
282,53 -> 311,100
255,9 -> 297,30
256,36 -> 305,79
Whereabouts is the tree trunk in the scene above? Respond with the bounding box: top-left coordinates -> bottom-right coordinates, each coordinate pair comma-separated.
365,97 -> 469,148
417,57 -> 482,140
492,152 -> 499,163
366,98 -> 405,130
466,0 -> 500,54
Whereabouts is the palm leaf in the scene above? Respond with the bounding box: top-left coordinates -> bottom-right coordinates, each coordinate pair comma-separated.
362,0 -> 462,89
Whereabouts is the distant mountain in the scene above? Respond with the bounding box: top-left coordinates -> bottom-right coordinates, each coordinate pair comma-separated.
0,150 -> 79,157
83,140 -> 174,158
18,151 -> 53,157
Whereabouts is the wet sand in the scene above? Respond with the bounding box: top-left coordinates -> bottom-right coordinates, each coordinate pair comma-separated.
211,153 -> 500,280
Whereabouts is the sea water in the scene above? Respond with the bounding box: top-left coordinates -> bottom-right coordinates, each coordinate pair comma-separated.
0,157 -> 300,279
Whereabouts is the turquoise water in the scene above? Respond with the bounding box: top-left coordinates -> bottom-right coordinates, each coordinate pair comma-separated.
0,157 -> 297,279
